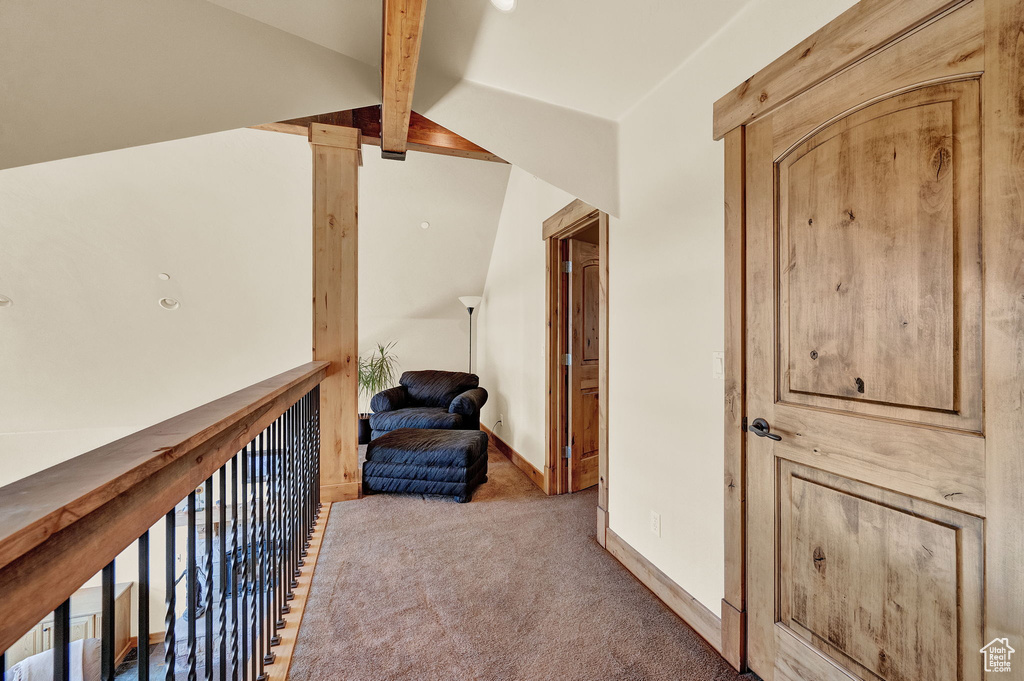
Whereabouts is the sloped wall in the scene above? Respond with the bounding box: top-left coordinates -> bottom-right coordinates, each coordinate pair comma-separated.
476,168 -> 574,470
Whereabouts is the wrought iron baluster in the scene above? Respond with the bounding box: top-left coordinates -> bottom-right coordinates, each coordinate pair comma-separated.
54,598 -> 71,681
204,476 -> 214,681
284,405 -> 294,605
241,444 -> 251,681
268,418 -> 281,650
102,561 -> 115,681
187,491 -> 197,681
165,510 -> 176,681
139,531 -> 150,681
255,431 -> 267,681
229,453 -> 240,681
219,465 -> 227,681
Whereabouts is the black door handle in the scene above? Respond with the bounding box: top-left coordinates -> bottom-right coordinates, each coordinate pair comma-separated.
748,418 -> 782,441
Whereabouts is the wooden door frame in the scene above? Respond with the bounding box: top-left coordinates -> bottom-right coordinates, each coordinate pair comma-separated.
543,200 -> 611,544
716,0 -> 1024,674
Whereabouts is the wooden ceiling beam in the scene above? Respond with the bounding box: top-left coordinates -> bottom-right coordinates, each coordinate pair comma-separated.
380,0 -> 428,160
252,106 -> 506,164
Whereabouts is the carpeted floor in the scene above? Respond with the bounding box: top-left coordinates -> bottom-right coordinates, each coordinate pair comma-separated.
288,443 -> 748,681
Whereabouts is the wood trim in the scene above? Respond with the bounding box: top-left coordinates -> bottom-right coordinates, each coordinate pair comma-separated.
982,0 -> 1024,649
0,362 -> 328,654
309,123 -> 360,151
251,122 -> 309,136
605,529 -> 723,653
720,599 -> 747,671
481,425 -> 545,492
265,501 -> 331,680
311,125 -> 361,504
381,0 -> 428,159
596,213 -> 610,541
320,481 -> 361,503
712,0 -> 965,139
254,106 -> 505,164
544,236 -> 566,496
544,201 -> 607,499
721,125 -> 746,672
595,506 -> 608,548
542,199 -> 599,241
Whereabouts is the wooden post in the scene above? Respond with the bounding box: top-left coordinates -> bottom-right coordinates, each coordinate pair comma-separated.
310,123 -> 362,503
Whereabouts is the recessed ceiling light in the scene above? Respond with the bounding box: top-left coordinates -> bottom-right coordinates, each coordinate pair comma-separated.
420,221 -> 430,230
159,297 -> 180,311
491,0 -> 515,11
0,295 -> 12,308
158,273 -> 171,281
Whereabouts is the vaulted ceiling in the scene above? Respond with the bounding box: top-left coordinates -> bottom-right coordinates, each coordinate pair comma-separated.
0,0 -> 751,214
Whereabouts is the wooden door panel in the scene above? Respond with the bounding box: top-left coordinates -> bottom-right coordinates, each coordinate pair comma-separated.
769,0 -> 984,157
778,462 -> 984,681
583,264 -> 600,363
777,82 -> 982,432
775,626 -> 859,681
569,237 -> 600,491
773,404 -> 985,516
740,12 -> 992,678
782,102 -> 955,410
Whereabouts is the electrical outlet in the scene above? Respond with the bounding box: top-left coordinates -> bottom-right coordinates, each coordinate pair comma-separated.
712,351 -> 725,379
650,511 -> 661,537
499,413 -> 504,424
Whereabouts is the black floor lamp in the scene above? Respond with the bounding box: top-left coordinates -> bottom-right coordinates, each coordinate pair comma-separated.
459,296 -> 482,373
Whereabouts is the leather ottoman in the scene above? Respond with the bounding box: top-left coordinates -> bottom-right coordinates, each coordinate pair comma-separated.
362,428 -> 488,503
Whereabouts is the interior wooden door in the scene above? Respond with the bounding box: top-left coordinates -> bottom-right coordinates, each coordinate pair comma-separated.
568,237 -> 600,492
742,4 -> 998,680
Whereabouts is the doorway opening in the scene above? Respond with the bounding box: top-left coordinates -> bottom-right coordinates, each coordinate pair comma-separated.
543,200 -> 610,541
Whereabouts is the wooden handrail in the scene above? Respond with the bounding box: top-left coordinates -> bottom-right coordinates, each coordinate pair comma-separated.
0,361 -> 329,654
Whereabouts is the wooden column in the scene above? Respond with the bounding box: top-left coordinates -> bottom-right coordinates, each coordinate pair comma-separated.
310,123 -> 362,502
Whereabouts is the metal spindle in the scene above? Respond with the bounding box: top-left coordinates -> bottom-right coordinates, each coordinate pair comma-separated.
284,405 -> 294,603
219,466 -> 228,681
165,510 -> 176,681
240,445 -> 251,681
229,454 -> 240,681
268,418 -> 281,648
315,385 -> 322,513
139,531 -> 150,681
187,492 -> 197,681
102,561 -> 116,681
255,431 -> 267,681
204,477 -> 214,681
53,599 -> 71,681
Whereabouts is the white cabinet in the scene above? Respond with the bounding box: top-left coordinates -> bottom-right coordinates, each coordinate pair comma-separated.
6,583 -> 132,668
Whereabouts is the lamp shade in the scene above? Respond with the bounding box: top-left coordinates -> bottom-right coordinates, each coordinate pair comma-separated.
459,296 -> 483,310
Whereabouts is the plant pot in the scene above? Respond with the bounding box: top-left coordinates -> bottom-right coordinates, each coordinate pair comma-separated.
358,414 -> 372,445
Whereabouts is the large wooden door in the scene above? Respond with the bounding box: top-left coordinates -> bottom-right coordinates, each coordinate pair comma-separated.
739,2 -> 1019,679
568,238 -> 600,492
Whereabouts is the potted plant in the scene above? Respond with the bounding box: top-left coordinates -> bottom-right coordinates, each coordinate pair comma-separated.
358,341 -> 399,444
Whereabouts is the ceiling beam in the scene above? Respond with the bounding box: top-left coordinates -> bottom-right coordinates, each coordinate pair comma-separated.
252,106 -> 506,164
380,0 -> 428,160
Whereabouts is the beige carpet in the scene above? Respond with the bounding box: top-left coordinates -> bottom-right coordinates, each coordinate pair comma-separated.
289,444 -> 748,681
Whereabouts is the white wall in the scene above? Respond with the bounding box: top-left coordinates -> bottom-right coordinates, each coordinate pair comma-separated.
608,0 -> 856,612
0,127 -> 508,637
357,149 -> 509,410
0,0 -> 378,171
476,168 -> 574,469
475,0 -> 856,615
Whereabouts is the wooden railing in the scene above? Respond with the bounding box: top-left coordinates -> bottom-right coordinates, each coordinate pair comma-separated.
0,361 -> 329,679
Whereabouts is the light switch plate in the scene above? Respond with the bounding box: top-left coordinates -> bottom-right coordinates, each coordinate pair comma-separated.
712,351 -> 725,379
